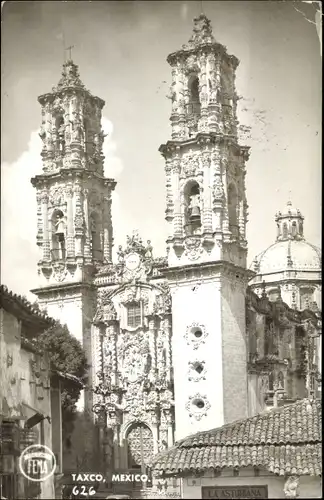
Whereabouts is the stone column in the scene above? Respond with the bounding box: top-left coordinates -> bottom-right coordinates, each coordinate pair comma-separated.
177,67 -> 187,139
103,193 -> 112,262
148,317 -> 157,372
106,322 -> 118,386
239,199 -> 245,240
113,425 -> 120,470
198,56 -> 208,133
65,185 -> 75,257
166,410 -> 174,447
211,149 -> 223,232
172,158 -> 182,237
202,152 -> 212,233
83,189 -> 92,259
164,315 -> 172,383
222,162 -> 230,233
73,181 -> 84,257
41,191 -> 50,261
151,413 -> 159,454
36,192 -> 43,247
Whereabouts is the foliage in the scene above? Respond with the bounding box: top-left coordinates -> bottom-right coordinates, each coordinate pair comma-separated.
33,321 -> 88,431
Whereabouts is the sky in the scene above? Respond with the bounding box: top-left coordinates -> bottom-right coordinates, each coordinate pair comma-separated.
1,0 -> 322,299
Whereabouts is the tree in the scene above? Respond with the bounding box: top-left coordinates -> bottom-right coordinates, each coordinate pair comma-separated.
33,321 -> 88,439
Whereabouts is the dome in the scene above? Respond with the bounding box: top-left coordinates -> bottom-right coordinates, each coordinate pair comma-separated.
251,239 -> 321,275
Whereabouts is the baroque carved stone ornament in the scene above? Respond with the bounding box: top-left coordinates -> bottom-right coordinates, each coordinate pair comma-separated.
185,393 -> 211,421
184,236 -> 203,261
52,262 -> 67,282
188,360 -> 206,382
284,476 -> 300,498
184,322 -> 208,349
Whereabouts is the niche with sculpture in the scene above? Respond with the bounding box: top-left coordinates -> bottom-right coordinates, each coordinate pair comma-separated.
184,180 -> 201,236
51,209 -> 66,261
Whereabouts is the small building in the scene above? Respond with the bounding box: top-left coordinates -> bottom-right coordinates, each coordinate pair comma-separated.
0,285 -> 82,500
151,398 -> 322,499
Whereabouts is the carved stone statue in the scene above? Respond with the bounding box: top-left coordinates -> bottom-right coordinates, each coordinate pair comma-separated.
55,214 -> 66,236
117,245 -> 124,264
284,476 -> 300,498
189,193 -> 200,209
158,438 -> 168,452
70,114 -> 83,142
144,240 -> 153,260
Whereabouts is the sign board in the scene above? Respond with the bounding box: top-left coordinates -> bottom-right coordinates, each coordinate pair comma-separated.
202,485 -> 268,499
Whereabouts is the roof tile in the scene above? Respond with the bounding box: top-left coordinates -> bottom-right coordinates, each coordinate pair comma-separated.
152,399 -> 321,477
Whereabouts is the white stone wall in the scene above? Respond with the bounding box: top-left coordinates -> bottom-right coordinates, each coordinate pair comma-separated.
171,279 -> 224,441
181,469 -> 321,499
40,296 -> 83,345
170,268 -> 249,441
0,308 -> 56,500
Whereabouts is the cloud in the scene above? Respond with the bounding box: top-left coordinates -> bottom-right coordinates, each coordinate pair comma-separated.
102,116 -> 124,179
180,2 -> 189,20
1,130 -> 42,299
1,118 -> 123,298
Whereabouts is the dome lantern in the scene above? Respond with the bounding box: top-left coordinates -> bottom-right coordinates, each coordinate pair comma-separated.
275,200 -> 304,242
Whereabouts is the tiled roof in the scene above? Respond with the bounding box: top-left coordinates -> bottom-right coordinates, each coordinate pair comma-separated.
152,399 -> 322,477
0,284 -> 55,331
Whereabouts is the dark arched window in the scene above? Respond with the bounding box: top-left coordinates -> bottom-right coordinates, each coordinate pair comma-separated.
188,76 -> 201,114
292,221 -> 297,237
282,223 -> 288,239
90,212 -> 102,261
55,114 -> 65,152
187,75 -> 201,137
127,302 -> 142,328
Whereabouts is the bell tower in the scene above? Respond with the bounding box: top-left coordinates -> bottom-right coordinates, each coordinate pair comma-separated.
160,15 -> 254,440
31,59 -> 116,409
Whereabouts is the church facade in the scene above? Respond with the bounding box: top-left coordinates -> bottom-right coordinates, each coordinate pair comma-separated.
30,15 -> 321,475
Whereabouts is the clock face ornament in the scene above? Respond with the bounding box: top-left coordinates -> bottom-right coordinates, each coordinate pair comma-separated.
125,252 -> 141,271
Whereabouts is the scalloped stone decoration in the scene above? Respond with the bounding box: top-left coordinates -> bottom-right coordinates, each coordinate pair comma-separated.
188,360 -> 206,382
184,322 -> 208,349
185,393 -> 211,421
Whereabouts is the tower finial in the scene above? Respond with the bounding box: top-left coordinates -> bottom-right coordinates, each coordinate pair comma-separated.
65,45 -> 75,62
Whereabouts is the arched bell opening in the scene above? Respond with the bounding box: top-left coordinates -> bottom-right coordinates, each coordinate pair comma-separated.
187,74 -> 201,137
54,114 -> 65,153
228,183 -> 239,238
282,222 -> 288,239
183,180 -> 202,236
89,211 -> 103,261
51,209 -> 66,261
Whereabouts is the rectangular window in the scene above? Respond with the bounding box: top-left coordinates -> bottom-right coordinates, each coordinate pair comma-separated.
127,303 -> 141,328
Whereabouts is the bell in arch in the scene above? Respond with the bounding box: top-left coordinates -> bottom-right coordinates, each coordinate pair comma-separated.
189,192 -> 201,220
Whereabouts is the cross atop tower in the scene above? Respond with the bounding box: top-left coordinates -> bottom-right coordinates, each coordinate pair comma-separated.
65,44 -> 74,61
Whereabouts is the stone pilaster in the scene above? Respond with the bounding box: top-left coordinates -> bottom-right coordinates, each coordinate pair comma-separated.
103,194 -> 112,262
202,152 -> 213,233
66,185 -> 75,257
83,188 -> 91,260
41,191 -> 50,261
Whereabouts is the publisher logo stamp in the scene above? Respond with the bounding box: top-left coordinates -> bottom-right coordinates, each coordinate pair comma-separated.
19,444 -> 56,482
